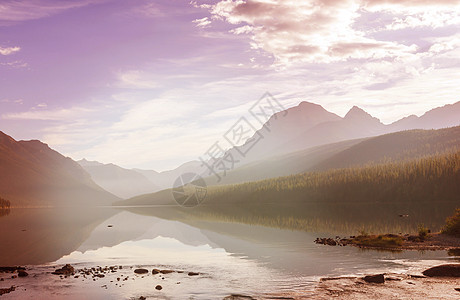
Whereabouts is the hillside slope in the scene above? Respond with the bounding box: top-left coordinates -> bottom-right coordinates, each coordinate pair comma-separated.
225,101 -> 460,167
97,102 -> 460,196
0,132 -> 119,207
117,151 -> 460,208
202,126 -> 460,187
79,159 -> 160,199
313,126 -> 460,171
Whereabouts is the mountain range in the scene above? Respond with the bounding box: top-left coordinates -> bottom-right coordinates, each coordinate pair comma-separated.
116,125 -> 460,206
78,159 -> 160,199
2,100 -> 459,204
229,101 -> 460,164
0,132 -> 119,207
81,101 -> 460,198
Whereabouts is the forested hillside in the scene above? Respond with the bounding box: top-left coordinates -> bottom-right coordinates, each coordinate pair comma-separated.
119,150 -> 460,206
313,126 -> 460,171
203,126 -> 460,187
120,151 -> 460,234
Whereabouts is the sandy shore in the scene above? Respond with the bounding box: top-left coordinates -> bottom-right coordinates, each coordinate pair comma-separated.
1,264 -> 459,299
314,273 -> 460,300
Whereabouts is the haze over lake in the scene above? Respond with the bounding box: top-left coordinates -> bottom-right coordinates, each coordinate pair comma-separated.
1,1 -> 460,299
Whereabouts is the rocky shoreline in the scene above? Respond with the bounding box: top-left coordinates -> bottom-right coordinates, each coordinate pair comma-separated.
315,232 -> 460,251
0,263 -> 206,299
1,263 -> 459,299
315,266 -> 460,300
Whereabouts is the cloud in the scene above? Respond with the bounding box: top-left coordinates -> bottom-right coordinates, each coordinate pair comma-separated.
193,17 -> 211,28
116,70 -> 160,89
0,46 -> 20,55
428,37 -> 460,54
0,98 -> 23,104
0,0 -> 104,24
127,2 -> 164,18
205,0 -> 422,64
197,0 -> 460,64
1,106 -> 93,121
0,60 -> 28,68
229,25 -> 252,34
363,0 -> 460,8
384,10 -> 460,30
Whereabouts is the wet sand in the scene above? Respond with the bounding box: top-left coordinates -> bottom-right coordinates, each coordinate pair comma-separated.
1,263 -> 459,299
315,273 -> 460,300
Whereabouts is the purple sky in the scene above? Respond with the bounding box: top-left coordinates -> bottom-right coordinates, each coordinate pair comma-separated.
1,0 -> 460,170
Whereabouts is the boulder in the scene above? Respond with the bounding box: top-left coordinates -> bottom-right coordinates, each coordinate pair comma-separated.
0,286 -> 15,296
18,270 -> 28,277
314,238 -> 337,246
363,274 -> 385,283
422,264 -> 460,277
155,285 -> 162,290
134,268 -> 149,275
188,272 -> 199,276
223,295 -> 256,300
52,264 -> 74,275
152,269 -> 160,275
0,267 -> 25,273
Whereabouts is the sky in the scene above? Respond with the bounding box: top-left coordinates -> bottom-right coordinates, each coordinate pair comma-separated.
1,0 -> 460,171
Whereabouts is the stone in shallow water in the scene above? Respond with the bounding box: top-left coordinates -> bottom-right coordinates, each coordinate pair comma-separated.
223,294 -> 256,300
362,274 -> 385,283
0,286 -> 15,296
52,264 -> 75,276
0,266 -> 25,273
422,264 -> 460,277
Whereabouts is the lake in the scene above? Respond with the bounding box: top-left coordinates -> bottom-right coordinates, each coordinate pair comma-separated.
0,205 -> 457,299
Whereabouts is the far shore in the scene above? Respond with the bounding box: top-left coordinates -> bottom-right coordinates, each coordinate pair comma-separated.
315,232 -> 460,252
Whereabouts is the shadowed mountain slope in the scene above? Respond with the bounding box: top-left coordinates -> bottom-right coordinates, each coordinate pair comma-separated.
313,126 -> 460,171
203,126 -> 460,186
0,132 -> 119,207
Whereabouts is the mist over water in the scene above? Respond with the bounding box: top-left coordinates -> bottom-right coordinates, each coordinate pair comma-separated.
0,203 -> 456,299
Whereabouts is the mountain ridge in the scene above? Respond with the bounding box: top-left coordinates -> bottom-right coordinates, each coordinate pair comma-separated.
0,131 -> 119,207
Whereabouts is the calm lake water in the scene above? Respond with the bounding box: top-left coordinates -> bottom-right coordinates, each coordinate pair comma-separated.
0,206 -> 457,299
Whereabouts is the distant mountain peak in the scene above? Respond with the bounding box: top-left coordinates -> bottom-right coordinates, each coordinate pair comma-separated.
298,101 -> 323,109
78,158 -> 105,167
0,131 -> 16,144
345,106 -> 366,117
344,106 -> 381,124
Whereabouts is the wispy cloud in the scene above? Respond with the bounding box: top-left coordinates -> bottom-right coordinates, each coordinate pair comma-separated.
2,0 -> 460,171
115,70 -> 161,89
0,0 -> 104,25
2,106 -> 93,121
193,17 -> 211,28
0,98 -> 23,104
0,60 -> 28,68
197,0 -> 460,64
0,46 -> 20,55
